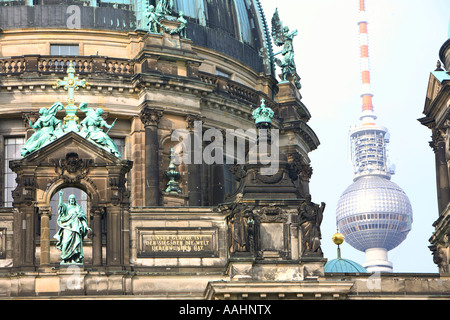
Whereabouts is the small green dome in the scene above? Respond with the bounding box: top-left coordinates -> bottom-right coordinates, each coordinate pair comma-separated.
325,257 -> 368,273
325,233 -> 367,273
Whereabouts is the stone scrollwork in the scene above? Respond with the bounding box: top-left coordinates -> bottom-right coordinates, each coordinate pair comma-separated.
53,152 -> 93,175
11,174 -> 36,206
430,128 -> 444,153
258,203 -> 285,216
228,164 -> 247,182
139,107 -> 163,127
288,153 -> 303,181
300,164 -> 313,182
430,242 -> 449,274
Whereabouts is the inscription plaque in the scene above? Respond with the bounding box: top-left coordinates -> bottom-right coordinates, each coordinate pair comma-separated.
137,228 -> 218,258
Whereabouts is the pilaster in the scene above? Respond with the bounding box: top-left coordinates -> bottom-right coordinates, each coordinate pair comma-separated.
38,206 -> 52,270
139,107 -> 163,206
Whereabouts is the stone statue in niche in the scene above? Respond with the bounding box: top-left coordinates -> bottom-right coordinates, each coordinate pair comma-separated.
298,194 -> 325,256
228,193 -> 255,254
54,190 -> 91,265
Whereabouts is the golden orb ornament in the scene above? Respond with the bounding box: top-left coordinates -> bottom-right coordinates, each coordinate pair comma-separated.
332,231 -> 345,245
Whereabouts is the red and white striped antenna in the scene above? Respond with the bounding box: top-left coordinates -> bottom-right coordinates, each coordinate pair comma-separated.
358,0 -> 376,125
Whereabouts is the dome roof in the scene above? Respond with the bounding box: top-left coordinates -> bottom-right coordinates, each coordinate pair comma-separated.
325,257 -> 367,273
325,232 -> 367,273
0,0 -> 271,73
336,175 -> 413,252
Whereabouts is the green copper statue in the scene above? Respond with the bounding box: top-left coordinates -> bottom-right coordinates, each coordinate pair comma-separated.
21,63 -> 121,158
21,102 -> 64,157
79,103 -> 121,158
169,11 -> 187,37
54,190 -> 91,265
271,8 -> 301,89
164,148 -> 181,193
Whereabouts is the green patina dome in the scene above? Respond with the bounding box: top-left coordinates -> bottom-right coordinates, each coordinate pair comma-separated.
324,256 -> 368,273
324,231 -> 367,273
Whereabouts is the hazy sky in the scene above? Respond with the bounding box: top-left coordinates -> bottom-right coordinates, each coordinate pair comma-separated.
260,0 -> 450,273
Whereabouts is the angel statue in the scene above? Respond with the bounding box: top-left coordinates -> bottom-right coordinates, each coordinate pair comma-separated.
79,103 -> 121,158
146,4 -> 163,33
21,102 -> 64,157
271,8 -> 301,89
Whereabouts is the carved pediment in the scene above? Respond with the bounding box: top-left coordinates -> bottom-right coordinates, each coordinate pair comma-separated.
21,131 -> 122,166
9,131 -> 133,206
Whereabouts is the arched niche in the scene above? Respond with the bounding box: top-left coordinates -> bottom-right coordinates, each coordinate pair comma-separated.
9,131 -> 133,271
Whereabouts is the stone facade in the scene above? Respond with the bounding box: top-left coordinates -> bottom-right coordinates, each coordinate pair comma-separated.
0,2 -> 447,300
419,37 -> 450,275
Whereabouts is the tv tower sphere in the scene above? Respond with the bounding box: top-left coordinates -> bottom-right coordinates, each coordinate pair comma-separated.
335,0 -> 413,273
336,123 -> 413,273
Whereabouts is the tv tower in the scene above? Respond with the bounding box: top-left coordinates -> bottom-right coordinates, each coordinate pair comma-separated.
335,0 -> 413,273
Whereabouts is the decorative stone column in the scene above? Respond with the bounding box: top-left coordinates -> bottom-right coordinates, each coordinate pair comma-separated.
39,206 -> 52,269
91,206 -> 105,268
431,129 -> 450,214
140,107 -> 163,206
186,114 -> 203,206
106,161 -> 133,270
299,164 -> 313,197
8,163 -> 37,271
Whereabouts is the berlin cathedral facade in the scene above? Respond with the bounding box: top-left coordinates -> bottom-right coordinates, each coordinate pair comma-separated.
0,0 -> 448,300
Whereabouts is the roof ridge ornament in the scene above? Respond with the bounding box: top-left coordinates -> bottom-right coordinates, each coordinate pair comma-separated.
55,61 -> 87,132
164,148 -> 181,194
252,98 -> 274,125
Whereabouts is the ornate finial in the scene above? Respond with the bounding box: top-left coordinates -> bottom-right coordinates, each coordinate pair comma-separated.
55,61 -> 87,106
55,61 -> 87,132
252,98 -> 274,125
332,229 -> 345,259
332,230 -> 344,245
164,148 -> 181,193
435,60 -> 444,71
